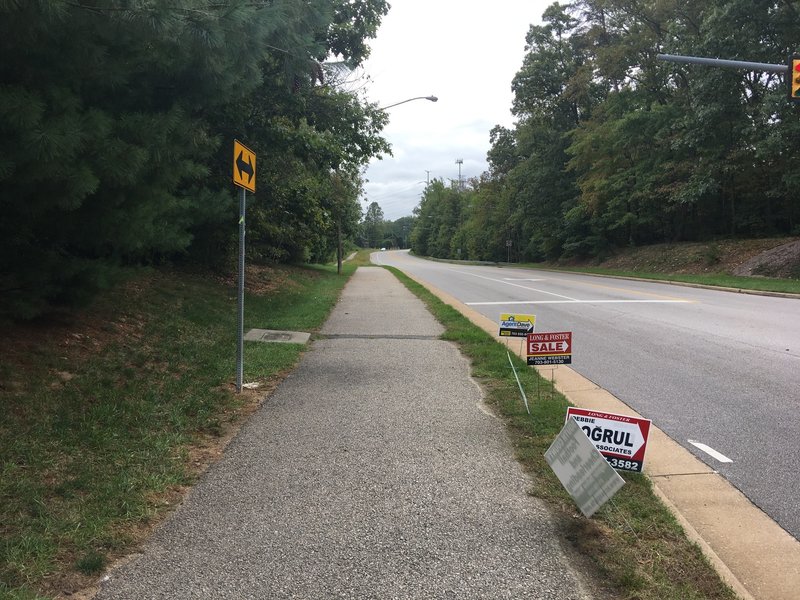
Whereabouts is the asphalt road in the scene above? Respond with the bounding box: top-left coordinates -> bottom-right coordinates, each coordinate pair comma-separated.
374,250 -> 800,542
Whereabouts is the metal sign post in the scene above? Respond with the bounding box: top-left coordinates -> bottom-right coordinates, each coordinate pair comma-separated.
233,140 -> 256,393
236,186 -> 246,392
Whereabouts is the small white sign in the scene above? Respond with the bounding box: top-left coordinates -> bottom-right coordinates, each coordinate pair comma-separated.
545,418 -> 625,517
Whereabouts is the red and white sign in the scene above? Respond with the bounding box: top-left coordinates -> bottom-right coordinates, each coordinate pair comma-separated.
527,331 -> 572,365
566,407 -> 652,473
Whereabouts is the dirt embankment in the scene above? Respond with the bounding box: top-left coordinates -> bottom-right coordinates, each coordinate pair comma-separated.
572,238 -> 800,279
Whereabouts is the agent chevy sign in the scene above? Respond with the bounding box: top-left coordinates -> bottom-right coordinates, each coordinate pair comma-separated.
566,408 -> 652,473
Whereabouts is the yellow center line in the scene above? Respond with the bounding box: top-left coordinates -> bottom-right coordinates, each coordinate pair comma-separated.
553,277 -> 697,302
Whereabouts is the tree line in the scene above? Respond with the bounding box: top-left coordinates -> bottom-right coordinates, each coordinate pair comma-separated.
358,201 -> 415,249
411,0 -> 800,263
0,0 -> 390,319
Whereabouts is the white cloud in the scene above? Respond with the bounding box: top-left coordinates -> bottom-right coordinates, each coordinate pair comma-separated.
360,0 -> 550,220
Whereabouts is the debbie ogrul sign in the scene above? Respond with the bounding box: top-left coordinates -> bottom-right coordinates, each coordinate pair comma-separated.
499,313 -> 536,337
566,408 -> 652,473
545,418 -> 625,518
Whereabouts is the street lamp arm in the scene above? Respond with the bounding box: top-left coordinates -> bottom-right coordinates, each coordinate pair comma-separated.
378,95 -> 438,110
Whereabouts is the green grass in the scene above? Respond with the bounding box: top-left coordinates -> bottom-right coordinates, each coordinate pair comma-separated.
345,248 -> 380,268
517,263 -> 800,294
0,262 -> 355,598
385,266 -> 738,600
1,251 -> 744,599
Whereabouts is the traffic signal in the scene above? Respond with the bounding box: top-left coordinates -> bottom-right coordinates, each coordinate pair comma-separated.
790,54 -> 800,102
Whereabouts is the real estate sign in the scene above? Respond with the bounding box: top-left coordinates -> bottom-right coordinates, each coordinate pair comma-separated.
566,407 -> 652,473
499,313 -> 536,337
527,331 -> 572,365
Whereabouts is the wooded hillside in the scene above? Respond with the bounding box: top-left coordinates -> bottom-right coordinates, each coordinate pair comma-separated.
412,0 -> 800,263
0,0 -> 390,319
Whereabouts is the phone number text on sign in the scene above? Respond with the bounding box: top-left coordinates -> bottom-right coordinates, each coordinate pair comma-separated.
527,331 -> 572,366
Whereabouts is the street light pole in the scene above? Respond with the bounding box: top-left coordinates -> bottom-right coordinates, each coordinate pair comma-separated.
378,95 -> 438,110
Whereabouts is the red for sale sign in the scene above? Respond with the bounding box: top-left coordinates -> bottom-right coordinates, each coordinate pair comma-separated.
527,331 -> 572,365
566,407 -> 652,473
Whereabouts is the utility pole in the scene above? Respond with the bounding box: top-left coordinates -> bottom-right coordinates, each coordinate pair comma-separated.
455,159 -> 463,190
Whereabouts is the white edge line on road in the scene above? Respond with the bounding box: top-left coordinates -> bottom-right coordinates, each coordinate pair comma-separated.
688,440 -> 733,463
462,272 -> 580,301
466,300 -> 693,305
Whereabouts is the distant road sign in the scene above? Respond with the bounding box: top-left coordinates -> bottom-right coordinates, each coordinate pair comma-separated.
566,407 -> 652,473
527,331 -> 572,365
233,140 -> 256,192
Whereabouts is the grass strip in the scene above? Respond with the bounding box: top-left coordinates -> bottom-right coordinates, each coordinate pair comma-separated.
1,261 -> 355,599
385,265 -> 738,600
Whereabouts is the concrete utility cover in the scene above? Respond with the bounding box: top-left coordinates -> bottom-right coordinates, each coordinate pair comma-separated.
244,329 -> 310,344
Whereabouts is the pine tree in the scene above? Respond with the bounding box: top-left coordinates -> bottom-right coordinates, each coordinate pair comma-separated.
0,0 -> 391,318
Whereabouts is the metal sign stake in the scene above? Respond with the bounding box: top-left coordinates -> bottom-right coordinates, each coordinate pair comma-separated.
236,187 -> 246,393
232,139 -> 255,393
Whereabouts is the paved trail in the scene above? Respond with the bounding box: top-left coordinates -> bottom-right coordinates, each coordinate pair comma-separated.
97,268 -> 594,599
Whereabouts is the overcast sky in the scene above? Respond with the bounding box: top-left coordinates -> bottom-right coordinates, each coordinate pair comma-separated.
358,0 -> 552,221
